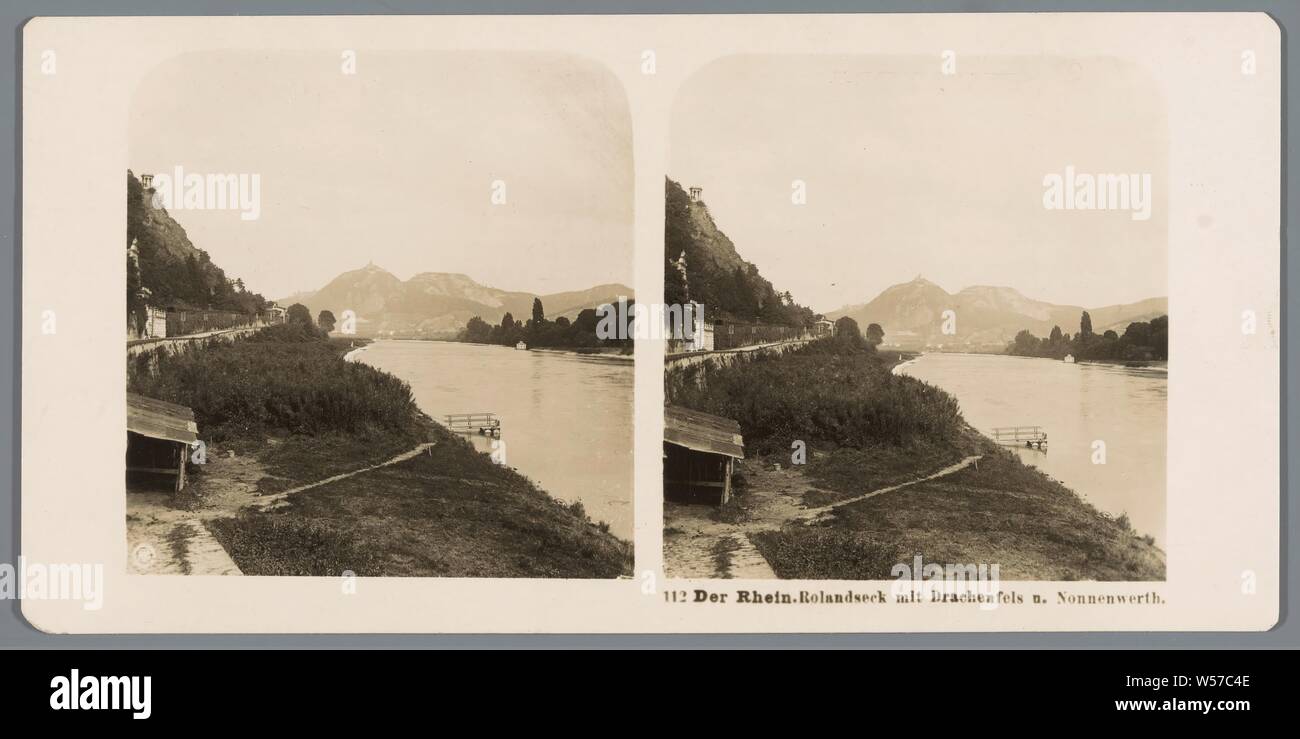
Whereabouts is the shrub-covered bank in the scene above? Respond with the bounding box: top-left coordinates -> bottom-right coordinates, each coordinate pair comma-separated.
130,324 -> 632,578
667,336 -> 1164,581
751,429 -> 1164,581
668,340 -> 959,453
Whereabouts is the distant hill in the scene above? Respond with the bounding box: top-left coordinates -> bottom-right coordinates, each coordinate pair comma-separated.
282,264 -> 633,337
827,276 -> 1167,350
126,170 -> 266,315
664,178 -> 813,327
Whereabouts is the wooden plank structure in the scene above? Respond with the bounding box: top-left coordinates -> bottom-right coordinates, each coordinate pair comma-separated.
126,393 -> 198,492
445,412 -> 501,436
991,425 -> 1048,450
663,405 -> 745,505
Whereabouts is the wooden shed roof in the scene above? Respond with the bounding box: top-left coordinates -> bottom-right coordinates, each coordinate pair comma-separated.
127,393 -> 198,446
664,405 -> 744,460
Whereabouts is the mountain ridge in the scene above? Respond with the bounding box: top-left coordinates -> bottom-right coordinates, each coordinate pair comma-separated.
827,275 -> 1166,349
280,264 -> 633,337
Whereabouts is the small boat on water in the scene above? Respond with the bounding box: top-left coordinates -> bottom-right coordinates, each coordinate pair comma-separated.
515,341 -> 528,350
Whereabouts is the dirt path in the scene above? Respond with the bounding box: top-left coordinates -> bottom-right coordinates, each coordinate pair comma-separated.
796,456 -> 982,524
126,450 -> 267,575
663,455 -> 982,579
126,441 -> 436,575
256,442 -> 436,510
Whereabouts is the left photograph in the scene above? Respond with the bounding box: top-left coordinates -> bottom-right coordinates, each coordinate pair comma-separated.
123,51 -> 635,578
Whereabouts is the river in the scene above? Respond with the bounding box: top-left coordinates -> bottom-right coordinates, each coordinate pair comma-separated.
352,340 -> 634,540
896,353 -> 1166,546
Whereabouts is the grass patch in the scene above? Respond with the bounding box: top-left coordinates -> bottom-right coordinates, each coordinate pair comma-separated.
804,434 -> 973,503
209,426 -> 632,578
208,514 -> 381,577
711,537 -> 741,578
750,528 -> 903,580
258,428 -> 427,483
758,433 -> 1164,581
167,523 -> 193,575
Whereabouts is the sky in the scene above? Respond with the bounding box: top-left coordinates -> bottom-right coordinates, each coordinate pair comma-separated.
130,51 -> 634,300
669,54 -> 1169,313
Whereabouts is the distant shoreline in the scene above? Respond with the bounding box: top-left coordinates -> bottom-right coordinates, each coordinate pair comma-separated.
355,337 -> 634,362
530,346 -> 634,361
889,349 -> 1167,372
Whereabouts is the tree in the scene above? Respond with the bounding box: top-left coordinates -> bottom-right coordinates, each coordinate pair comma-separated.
1079,310 -> 1094,338
317,310 -> 337,333
464,315 -> 492,343
287,303 -> 313,328
834,316 -> 862,342
1012,329 -> 1040,355
1122,320 -> 1151,346
865,323 -> 885,348
1148,315 -> 1168,359
532,298 -> 545,325
572,308 -> 599,335
498,312 -> 520,344
1049,325 -> 1063,343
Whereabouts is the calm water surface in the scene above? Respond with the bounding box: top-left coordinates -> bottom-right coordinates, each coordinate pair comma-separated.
897,353 -> 1166,546
355,341 -> 634,539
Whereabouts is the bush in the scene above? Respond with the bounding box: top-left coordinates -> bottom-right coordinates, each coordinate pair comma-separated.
128,327 -> 418,442
668,343 -> 963,455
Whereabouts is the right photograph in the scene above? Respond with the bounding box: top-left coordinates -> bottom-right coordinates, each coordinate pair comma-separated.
663,54 -> 1168,581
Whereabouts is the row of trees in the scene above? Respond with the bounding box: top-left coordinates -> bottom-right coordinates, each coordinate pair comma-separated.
796,316 -> 886,356
271,304 -> 346,336
459,298 -> 633,350
664,178 -> 817,329
1008,311 -> 1168,362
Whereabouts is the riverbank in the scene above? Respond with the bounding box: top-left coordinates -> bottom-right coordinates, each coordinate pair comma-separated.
1078,358 -> 1167,371
747,428 -> 1164,580
128,324 -> 632,578
353,338 -> 635,537
663,338 -> 1164,581
529,346 -> 634,360
384,337 -> 634,359
207,419 -> 632,577
888,348 -> 1167,372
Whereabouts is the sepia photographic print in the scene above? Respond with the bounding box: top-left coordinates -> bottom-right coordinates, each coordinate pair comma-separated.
123,50 -> 635,579
663,54 -> 1168,583
18,13 -> 1279,634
